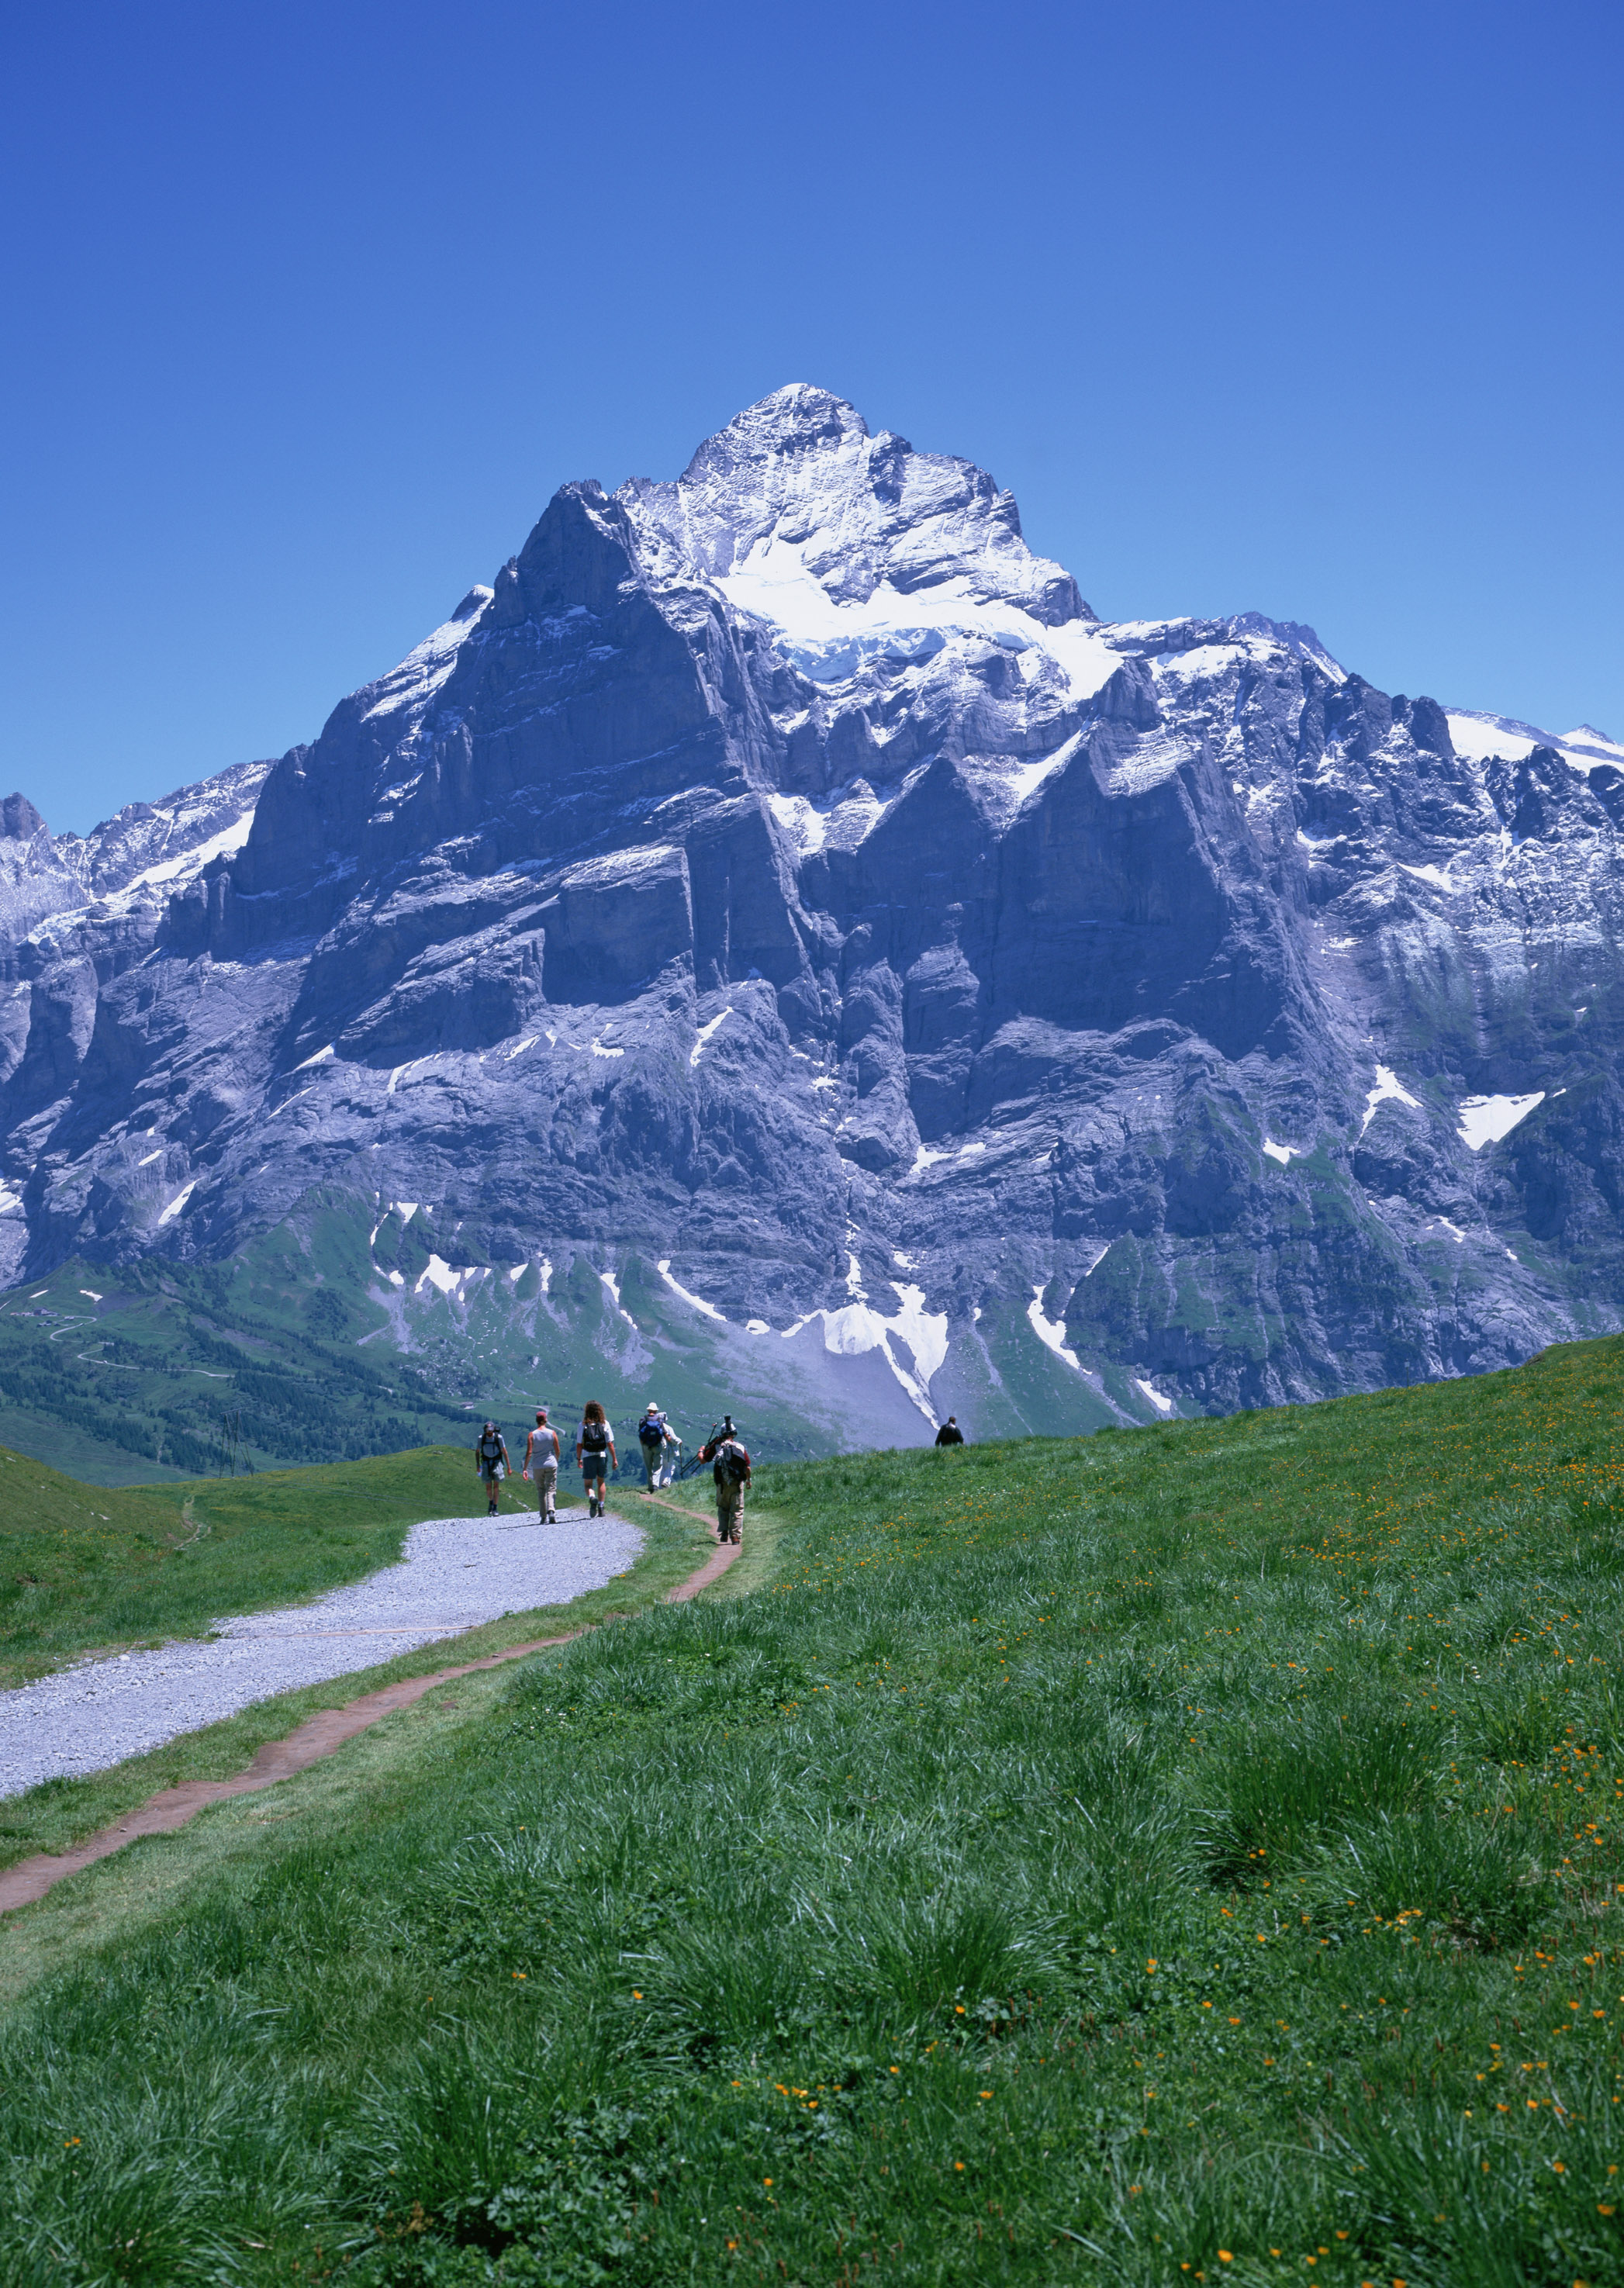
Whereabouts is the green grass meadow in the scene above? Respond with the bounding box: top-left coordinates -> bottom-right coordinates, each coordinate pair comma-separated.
4,1341 -> 1624,2284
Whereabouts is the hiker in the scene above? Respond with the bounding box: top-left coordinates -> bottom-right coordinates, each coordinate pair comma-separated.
522,1407 -> 561,1522
698,1414 -> 752,1545
576,1400 -> 617,1519
935,1415 -> 966,1447
475,1420 -> 511,1514
636,1401 -> 679,1492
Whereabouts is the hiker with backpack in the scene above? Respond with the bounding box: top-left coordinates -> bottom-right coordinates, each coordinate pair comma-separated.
575,1401 -> 617,1519
522,1407 -> 561,1522
636,1401 -> 679,1492
474,1421 -> 511,1516
698,1414 -> 752,1544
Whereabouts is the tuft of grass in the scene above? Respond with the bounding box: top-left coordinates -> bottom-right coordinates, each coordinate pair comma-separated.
3,1337 -> 1624,2282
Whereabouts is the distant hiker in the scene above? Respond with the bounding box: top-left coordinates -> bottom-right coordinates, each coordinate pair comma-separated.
475,1421 -> 510,1515
523,1407 -> 561,1522
576,1401 -> 617,1520
935,1415 -> 966,1447
699,1415 -> 752,1545
637,1401 -> 679,1492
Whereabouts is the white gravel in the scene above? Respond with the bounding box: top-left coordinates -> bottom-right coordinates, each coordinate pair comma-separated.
0,1505 -> 642,1799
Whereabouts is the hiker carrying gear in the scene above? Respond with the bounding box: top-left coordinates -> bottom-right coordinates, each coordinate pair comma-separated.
575,1401 -> 617,1521
475,1422 -> 511,1516
637,1402 -> 679,1491
934,1415 -> 966,1446
523,1408 -> 561,1522
698,1425 -> 752,1545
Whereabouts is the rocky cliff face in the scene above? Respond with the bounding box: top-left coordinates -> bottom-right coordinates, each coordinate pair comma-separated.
3,385 -> 1621,1454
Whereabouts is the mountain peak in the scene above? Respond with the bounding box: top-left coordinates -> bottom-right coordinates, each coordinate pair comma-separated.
619,385 -> 1090,636
700,383 -> 872,460
1,794 -> 47,842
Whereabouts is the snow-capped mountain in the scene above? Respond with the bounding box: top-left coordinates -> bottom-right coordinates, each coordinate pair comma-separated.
2,384 -> 1620,1449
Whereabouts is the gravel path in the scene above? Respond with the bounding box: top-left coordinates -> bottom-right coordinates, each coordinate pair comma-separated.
0,1505 -> 641,1799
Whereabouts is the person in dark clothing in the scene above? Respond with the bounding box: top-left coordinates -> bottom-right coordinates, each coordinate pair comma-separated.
475,1421 -> 511,1512
698,1416 -> 752,1543
935,1416 -> 966,1447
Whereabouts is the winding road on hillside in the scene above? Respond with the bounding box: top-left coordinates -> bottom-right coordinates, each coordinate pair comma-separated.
0,1505 -> 643,1800
0,1495 -> 739,1916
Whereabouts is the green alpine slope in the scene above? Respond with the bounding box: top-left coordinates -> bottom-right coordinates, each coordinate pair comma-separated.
0,1190 -> 1154,1489
3,1337 -> 1624,2283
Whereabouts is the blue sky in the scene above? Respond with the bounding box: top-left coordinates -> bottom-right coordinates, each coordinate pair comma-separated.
3,0 -> 1619,833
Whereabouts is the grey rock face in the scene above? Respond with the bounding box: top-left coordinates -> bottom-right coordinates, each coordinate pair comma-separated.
2,384 -> 1621,1440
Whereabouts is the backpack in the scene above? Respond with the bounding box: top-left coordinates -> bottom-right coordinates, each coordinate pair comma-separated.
479,1429 -> 503,1465
581,1419 -> 610,1453
638,1412 -> 666,1449
714,1438 -> 750,1485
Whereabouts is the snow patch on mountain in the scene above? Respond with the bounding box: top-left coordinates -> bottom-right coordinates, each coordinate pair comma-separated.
715,534 -> 1118,700
599,1270 -> 637,1329
116,807 -> 257,898
689,1008 -> 733,1066
1360,1066 -> 1422,1136
1458,1093 -> 1544,1151
1446,710 -> 1624,777
658,1258 -> 727,1323
781,1281 -> 948,1423
1028,1285 -> 1083,1373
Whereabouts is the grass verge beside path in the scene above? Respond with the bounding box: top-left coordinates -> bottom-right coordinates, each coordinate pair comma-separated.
0,1484 -> 710,1876
641,1475 -> 788,1602
5,1340 -> 1624,2283
0,1443 -> 555,1691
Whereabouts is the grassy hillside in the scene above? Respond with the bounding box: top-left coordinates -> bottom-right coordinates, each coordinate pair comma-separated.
0,1219 -> 492,1483
4,1338 -> 1624,2283
0,1440 -> 541,1690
